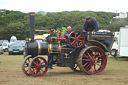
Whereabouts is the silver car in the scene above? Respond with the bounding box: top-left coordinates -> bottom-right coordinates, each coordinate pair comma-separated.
8,41 -> 24,55
0,43 -> 3,54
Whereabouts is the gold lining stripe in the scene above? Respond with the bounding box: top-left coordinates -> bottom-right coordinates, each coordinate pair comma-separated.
91,35 -> 111,37
88,40 -> 108,51
38,42 -> 42,54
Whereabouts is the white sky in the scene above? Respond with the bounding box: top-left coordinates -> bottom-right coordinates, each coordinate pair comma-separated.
0,0 -> 128,13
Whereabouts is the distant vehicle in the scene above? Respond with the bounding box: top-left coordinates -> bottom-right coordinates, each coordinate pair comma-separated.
110,27 -> 128,59
98,30 -> 111,32
110,32 -> 119,57
3,40 -> 9,43
0,40 -> 3,44
8,41 -> 24,55
34,35 -> 47,42
2,42 -> 9,52
17,40 -> 26,47
10,36 -> 17,44
43,34 -> 50,38
0,43 -> 3,54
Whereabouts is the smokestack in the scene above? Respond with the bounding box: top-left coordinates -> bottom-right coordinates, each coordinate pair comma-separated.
29,12 -> 35,42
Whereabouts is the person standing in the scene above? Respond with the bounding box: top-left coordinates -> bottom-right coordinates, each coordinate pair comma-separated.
83,16 -> 99,32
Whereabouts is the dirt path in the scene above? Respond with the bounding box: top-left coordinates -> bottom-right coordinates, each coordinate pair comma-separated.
0,53 -> 128,85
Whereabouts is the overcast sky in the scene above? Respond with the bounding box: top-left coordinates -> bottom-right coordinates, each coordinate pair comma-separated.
0,0 -> 128,13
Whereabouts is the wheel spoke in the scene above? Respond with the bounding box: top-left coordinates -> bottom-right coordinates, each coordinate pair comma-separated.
77,34 -> 81,38
85,62 -> 91,70
35,68 -> 38,74
93,63 -> 96,71
32,61 -> 38,66
39,61 -> 44,65
95,60 -> 102,62
70,36 -> 76,40
91,65 -> 93,73
82,59 -> 91,61
31,65 -> 36,67
40,68 -> 44,72
83,62 -> 89,67
76,41 -> 79,47
87,51 -> 92,59
95,55 -> 103,59
77,39 -> 83,42
95,62 -> 103,68
74,33 -> 76,38
71,40 -> 76,45
93,51 -> 96,58
91,48 -> 94,57
83,54 -> 89,58
36,58 -> 39,64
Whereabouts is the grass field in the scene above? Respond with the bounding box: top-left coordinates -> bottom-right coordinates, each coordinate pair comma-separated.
0,52 -> 128,85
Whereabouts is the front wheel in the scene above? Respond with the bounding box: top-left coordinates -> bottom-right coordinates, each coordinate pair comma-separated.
29,57 -> 48,77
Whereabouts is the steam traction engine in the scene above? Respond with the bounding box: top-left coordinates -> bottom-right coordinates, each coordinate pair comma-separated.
22,13 -> 114,77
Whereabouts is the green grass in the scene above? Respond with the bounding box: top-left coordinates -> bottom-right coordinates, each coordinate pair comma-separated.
0,53 -> 128,85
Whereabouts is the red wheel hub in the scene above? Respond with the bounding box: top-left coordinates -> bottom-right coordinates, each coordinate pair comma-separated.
69,31 -> 85,48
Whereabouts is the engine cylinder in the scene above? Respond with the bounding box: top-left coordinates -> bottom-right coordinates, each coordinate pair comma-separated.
25,42 -> 61,56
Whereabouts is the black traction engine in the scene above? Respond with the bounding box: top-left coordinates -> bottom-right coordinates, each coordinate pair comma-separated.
22,13 -> 114,77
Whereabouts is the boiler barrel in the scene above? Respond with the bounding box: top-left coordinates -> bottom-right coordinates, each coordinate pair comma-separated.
26,42 -> 48,55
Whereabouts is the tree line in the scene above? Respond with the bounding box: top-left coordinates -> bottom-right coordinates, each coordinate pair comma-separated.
0,9 -> 128,40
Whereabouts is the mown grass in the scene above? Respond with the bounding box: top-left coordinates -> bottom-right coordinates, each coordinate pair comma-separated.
0,53 -> 128,85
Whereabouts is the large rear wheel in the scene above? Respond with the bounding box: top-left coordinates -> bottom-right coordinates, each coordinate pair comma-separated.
77,46 -> 107,75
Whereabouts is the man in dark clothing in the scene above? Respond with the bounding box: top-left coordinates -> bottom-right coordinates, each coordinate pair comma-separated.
64,26 -> 72,37
83,16 -> 99,32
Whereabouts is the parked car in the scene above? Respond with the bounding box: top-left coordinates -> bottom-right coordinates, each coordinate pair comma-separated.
8,41 -> 24,55
2,42 -> 9,52
17,40 -> 26,47
0,43 -> 3,54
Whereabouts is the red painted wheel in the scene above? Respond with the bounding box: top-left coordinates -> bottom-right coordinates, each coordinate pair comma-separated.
22,56 -> 32,76
77,46 -> 107,75
69,31 -> 85,48
29,57 -> 48,77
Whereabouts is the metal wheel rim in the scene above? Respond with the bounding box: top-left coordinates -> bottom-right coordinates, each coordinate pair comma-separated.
81,47 -> 107,75
22,56 -> 32,76
29,57 -> 48,77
